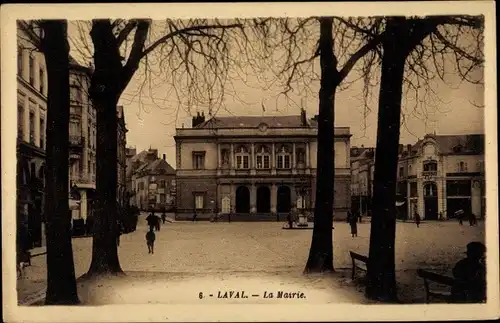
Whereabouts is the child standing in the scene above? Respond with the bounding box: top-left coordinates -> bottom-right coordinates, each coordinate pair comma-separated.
146,228 -> 156,254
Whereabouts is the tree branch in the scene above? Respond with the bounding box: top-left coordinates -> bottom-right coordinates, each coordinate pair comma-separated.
116,20 -> 138,47
122,19 -> 151,91
338,32 -> 384,82
140,23 -> 243,59
434,29 -> 484,64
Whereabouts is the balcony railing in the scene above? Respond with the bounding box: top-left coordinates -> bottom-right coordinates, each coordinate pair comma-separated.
422,170 -> 437,178
69,135 -> 84,147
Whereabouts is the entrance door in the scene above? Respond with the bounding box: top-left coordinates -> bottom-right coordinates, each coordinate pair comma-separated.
256,186 -> 271,213
235,186 -> 250,213
424,183 -> 438,220
277,186 -> 291,213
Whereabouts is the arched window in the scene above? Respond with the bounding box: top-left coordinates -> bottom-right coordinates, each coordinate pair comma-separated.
235,145 -> 250,169
424,183 -> 437,197
423,160 -> 438,172
255,145 -> 271,169
276,145 -> 291,169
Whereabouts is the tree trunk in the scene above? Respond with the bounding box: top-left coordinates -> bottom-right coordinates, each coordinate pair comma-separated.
86,20 -> 124,275
87,96 -> 122,274
365,18 -> 409,302
304,17 -> 339,273
40,20 -> 80,305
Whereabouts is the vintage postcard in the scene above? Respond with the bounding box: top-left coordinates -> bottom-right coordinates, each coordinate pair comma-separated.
1,1 -> 498,322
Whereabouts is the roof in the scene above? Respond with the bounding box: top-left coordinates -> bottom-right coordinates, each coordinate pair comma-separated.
143,159 -> 176,175
412,134 -> 484,155
195,115 -> 310,129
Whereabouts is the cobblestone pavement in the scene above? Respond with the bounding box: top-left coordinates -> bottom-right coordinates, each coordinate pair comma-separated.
17,214 -> 485,304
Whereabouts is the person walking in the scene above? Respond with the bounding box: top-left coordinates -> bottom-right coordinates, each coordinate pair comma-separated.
346,210 -> 352,224
415,212 -> 421,228
349,213 -> 358,237
468,212 -> 477,226
161,209 -> 167,224
146,227 -> 156,254
155,213 -> 161,231
146,211 -> 156,231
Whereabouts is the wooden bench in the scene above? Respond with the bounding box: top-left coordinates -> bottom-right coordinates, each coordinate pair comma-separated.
350,251 -> 369,280
417,269 -> 455,303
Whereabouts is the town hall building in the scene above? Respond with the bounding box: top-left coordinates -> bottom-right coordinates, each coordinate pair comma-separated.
174,110 -> 351,221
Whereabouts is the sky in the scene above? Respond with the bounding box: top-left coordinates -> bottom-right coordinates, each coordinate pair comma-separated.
67,20 -> 485,169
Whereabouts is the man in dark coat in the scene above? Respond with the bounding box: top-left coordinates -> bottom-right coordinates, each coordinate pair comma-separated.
146,211 -> 157,231
451,242 -> 486,303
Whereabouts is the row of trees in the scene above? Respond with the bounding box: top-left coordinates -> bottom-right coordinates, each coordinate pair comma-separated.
35,15 -> 483,304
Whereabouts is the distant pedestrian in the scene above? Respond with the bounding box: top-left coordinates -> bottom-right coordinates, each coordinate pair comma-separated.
349,213 -> 358,237
415,212 -> 421,228
439,212 -> 444,221
155,214 -> 161,231
146,227 -> 156,254
146,211 -> 156,231
358,212 -> 363,223
192,211 -> 198,222
459,215 -> 464,226
161,209 -> 166,224
346,211 -> 352,223
468,213 -> 477,226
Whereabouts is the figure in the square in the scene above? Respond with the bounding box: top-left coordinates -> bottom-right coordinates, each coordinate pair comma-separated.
349,212 -> 358,237
146,211 -> 157,231
415,212 -> 421,228
146,227 -> 156,254
451,242 -> 486,303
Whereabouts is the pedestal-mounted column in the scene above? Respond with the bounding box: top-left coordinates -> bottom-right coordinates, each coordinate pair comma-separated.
80,190 -> 88,220
471,179 -> 481,216
271,183 -> 277,214
250,183 -> 256,214
271,143 -> 276,175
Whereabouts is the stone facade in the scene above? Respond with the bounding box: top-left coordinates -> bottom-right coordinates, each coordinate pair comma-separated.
398,134 -> 485,220
174,111 -> 351,221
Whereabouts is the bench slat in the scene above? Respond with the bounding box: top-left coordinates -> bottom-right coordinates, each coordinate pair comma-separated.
417,269 -> 455,286
350,251 -> 369,263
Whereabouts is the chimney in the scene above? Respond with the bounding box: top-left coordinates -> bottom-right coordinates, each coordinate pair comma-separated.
162,154 -> 166,161
398,144 -> 403,154
300,108 -> 307,126
406,144 -> 412,153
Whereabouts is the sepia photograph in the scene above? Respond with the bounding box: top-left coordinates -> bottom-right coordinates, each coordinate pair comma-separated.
1,1 -> 498,322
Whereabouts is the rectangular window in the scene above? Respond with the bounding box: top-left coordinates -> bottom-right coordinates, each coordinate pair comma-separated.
39,67 -> 45,94
159,180 -> 166,189
160,194 -> 166,203
29,111 -> 35,144
195,194 -> 204,209
29,55 -> 35,86
39,118 -> 45,148
263,155 -> 270,169
87,160 -> 91,176
256,156 -> 262,169
447,180 -> 471,196
243,156 -> 249,169
236,155 -> 242,169
410,182 -> 418,197
277,156 -> 283,169
70,85 -> 82,104
17,104 -> 24,139
399,167 -> 404,178
193,152 -> 205,169
284,155 -> 290,169
17,48 -> 23,75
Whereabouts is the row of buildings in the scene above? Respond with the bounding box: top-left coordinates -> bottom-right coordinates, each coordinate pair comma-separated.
16,21 -> 127,249
350,134 -> 485,220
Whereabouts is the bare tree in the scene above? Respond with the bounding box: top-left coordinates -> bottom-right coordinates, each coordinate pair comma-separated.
359,15 -> 484,302
69,19 -> 250,275
250,17 -> 384,273
39,19 -> 80,305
